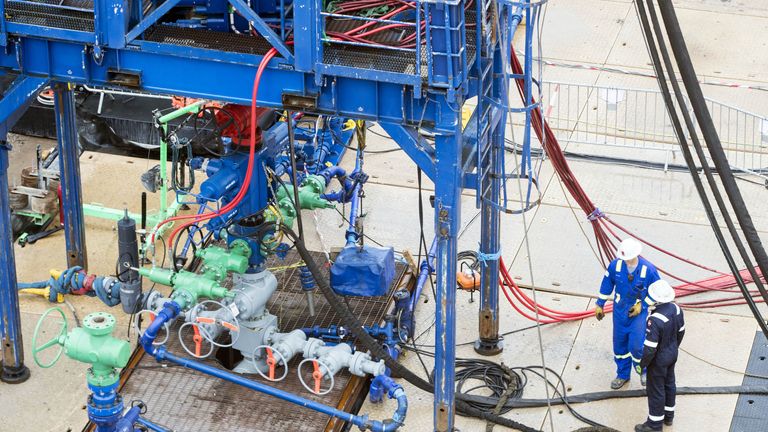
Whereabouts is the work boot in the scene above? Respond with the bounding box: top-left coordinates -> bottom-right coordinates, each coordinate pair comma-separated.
634,422 -> 662,432
610,377 -> 629,390
664,416 -> 674,426
641,372 -> 647,387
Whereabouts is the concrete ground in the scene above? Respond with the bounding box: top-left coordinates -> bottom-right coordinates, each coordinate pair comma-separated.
2,0 -> 768,431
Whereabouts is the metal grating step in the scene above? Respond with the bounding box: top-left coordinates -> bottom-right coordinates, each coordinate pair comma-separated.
111,250 -> 408,432
322,11 -> 477,80
5,0 -> 94,32
144,25 -> 279,56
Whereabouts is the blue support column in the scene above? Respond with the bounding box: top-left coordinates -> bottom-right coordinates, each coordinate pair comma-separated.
475,120 -> 504,356
475,43 -> 507,355
54,82 -> 88,269
0,142 -> 30,383
432,96 -> 462,432
0,74 -> 47,384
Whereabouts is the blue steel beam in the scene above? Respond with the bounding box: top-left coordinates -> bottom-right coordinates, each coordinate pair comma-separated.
0,75 -> 46,384
53,83 -> 88,268
125,0 -> 185,44
227,0 -> 294,62
0,38 -> 437,124
431,95 -> 462,432
0,75 -> 49,136
377,123 -> 436,182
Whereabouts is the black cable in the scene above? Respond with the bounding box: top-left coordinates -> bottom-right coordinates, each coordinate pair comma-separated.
462,385 -> 768,409
277,224 -> 541,432
286,111 -> 305,240
641,0 -> 768,307
416,168 -> 437,299
403,344 -> 612,429
655,0 -> 768,288
633,0 -> 768,335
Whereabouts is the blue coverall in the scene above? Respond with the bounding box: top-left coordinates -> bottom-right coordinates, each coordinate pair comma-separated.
639,302 -> 685,429
597,257 -> 660,380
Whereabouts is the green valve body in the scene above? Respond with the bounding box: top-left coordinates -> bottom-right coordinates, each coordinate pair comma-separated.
170,271 -> 234,309
138,267 -> 233,310
272,175 -> 333,228
196,240 -> 251,280
63,312 -> 130,387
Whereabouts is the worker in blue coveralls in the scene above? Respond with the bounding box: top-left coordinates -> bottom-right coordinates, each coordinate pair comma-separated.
594,238 -> 660,389
635,279 -> 684,432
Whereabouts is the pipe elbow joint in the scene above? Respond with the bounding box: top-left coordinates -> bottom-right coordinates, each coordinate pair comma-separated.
139,301 -> 180,352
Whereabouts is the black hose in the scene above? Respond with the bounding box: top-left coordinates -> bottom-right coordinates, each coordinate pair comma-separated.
655,0 -> 768,301
279,226 -> 541,432
633,0 -> 768,336
463,385 -> 768,409
641,0 -> 768,305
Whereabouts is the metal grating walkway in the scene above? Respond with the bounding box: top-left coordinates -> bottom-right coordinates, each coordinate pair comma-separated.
144,25 -> 278,56
113,251 -> 407,432
5,0 -> 94,32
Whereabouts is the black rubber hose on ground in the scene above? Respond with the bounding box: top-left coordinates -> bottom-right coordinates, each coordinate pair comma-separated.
655,0 -> 768,294
461,385 -> 768,409
280,227 -> 542,432
632,0 -> 768,337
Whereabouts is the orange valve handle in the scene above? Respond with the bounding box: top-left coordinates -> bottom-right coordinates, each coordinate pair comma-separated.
266,348 -> 276,380
195,317 -> 216,325
192,325 -> 203,357
221,321 -> 239,332
312,360 -> 322,394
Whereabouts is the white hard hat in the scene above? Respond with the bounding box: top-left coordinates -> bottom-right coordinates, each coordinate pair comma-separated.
617,238 -> 642,261
648,280 -> 675,304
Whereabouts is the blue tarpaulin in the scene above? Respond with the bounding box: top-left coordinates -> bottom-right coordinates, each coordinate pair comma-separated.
330,245 -> 395,296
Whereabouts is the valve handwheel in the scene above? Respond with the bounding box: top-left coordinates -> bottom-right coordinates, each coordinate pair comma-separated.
178,322 -> 214,359
191,300 -> 241,348
252,345 -> 288,382
32,307 -> 68,368
297,358 -> 334,395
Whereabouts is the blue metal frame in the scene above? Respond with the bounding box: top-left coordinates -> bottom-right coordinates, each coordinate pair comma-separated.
0,0 -> 540,428
54,83 -> 88,269
0,75 -> 47,384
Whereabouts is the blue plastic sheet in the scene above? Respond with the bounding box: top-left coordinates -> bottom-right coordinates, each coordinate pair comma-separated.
330,245 -> 395,296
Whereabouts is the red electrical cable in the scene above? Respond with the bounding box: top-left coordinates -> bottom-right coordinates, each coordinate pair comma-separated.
153,46 -> 283,250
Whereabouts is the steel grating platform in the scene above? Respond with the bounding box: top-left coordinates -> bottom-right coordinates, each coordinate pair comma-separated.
104,251 -> 410,432
322,11 -> 477,79
144,25 -> 279,56
5,0 -> 94,32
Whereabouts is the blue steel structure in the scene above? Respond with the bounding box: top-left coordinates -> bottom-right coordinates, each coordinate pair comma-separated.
0,0 -> 542,428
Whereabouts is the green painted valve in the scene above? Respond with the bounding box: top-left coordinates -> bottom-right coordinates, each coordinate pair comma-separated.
138,267 -> 235,310
272,175 -> 334,228
196,239 -> 251,280
33,308 -> 131,387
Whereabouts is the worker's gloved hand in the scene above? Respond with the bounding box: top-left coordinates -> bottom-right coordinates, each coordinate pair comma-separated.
594,306 -> 605,321
635,364 -> 643,375
628,302 -> 642,318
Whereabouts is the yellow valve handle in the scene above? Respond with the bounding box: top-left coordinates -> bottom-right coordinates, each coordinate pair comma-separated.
342,119 -> 356,131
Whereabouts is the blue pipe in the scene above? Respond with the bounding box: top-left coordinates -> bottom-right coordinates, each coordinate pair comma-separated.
410,238 -> 436,315
135,417 -> 171,432
114,405 -> 142,432
141,301 -> 406,432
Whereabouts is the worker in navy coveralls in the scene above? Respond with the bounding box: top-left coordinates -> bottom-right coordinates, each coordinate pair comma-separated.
595,238 -> 660,389
635,279 -> 684,432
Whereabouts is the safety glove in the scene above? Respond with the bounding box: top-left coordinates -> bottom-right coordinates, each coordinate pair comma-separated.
635,364 -> 643,375
628,301 -> 642,318
594,305 -> 605,321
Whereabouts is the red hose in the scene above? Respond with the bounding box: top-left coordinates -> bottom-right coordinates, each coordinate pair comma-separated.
153,46 -> 283,249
